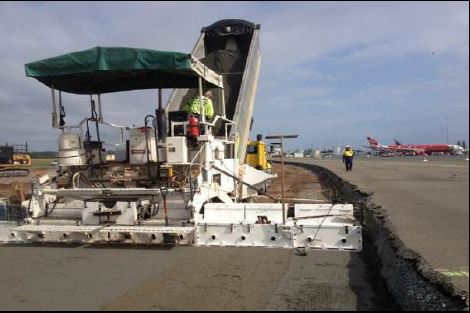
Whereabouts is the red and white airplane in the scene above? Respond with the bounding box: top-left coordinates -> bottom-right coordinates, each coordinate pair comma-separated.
366,137 -> 465,156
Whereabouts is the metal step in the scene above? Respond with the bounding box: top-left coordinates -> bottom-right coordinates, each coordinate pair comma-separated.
93,210 -> 122,216
12,224 -> 103,233
99,220 -> 116,225
0,168 -> 30,177
102,225 -> 195,234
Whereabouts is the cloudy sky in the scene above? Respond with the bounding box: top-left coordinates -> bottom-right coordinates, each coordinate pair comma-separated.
0,1 -> 468,151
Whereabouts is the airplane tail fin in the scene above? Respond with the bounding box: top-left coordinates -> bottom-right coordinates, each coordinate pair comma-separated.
367,136 -> 380,147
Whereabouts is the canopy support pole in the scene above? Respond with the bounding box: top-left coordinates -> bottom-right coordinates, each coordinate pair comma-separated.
198,77 -> 207,134
50,87 -> 59,129
97,94 -> 103,122
158,89 -> 163,110
219,77 -> 226,118
156,88 -> 167,142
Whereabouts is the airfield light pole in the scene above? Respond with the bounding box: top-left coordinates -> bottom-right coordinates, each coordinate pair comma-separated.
265,134 -> 299,225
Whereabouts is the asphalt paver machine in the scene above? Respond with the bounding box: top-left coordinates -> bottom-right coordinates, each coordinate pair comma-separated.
2,20 -> 361,252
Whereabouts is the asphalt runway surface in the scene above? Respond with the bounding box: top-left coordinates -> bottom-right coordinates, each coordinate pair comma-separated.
0,164 -> 394,311
0,244 -> 390,311
289,155 -> 469,292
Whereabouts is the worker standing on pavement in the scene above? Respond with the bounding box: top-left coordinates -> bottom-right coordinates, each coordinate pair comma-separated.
342,145 -> 354,171
184,90 -> 215,121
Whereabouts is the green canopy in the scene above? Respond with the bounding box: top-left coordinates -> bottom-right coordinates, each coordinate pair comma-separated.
25,46 -> 223,94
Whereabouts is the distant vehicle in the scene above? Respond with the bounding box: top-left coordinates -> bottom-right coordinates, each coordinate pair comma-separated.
50,160 -> 58,166
105,154 -> 116,162
366,136 -> 465,156
0,143 -> 31,177
246,134 -> 272,172
268,142 -> 282,157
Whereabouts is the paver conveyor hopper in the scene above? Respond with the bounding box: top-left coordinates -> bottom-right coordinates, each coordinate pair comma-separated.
0,20 -> 361,252
166,19 -> 260,163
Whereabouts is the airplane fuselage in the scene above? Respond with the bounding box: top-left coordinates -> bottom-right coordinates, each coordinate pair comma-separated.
388,144 -> 456,155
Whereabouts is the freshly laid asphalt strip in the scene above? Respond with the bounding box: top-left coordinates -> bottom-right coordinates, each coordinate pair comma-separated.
280,157 -> 469,309
0,244 -> 392,311
287,156 -> 468,293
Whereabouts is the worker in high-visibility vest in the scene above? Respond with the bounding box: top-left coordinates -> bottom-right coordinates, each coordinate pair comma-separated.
342,145 -> 354,171
184,90 -> 214,120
